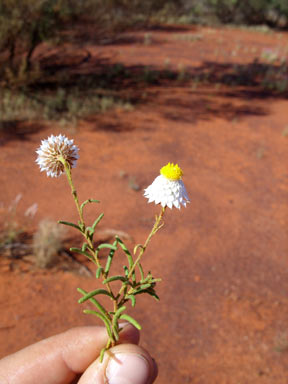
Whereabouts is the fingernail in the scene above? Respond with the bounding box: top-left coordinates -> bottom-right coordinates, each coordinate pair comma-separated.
118,322 -> 129,330
106,353 -> 151,384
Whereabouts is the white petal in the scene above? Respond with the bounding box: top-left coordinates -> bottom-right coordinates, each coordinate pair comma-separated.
144,175 -> 189,209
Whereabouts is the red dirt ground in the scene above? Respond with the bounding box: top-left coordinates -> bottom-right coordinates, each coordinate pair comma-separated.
1,25 -> 288,383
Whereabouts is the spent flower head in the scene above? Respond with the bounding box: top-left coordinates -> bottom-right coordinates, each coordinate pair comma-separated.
144,162 -> 189,209
36,134 -> 79,177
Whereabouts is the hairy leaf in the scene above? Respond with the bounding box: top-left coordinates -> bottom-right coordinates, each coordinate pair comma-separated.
80,199 -> 100,215
58,220 -> 82,231
103,275 -> 127,284
115,236 -> 133,269
104,240 -> 118,274
112,306 -> 126,340
70,247 -> 95,263
126,294 -> 136,307
83,309 -> 113,338
119,314 -> 141,330
97,243 -> 117,251
78,288 -> 112,303
92,213 -> 104,230
77,288 -> 109,317
123,265 -> 129,277
96,266 -> 103,278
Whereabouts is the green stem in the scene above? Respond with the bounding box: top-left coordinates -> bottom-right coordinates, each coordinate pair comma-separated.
62,158 -> 84,225
128,206 -> 166,279
61,158 -> 101,267
118,206 -> 166,300
61,157 -> 118,342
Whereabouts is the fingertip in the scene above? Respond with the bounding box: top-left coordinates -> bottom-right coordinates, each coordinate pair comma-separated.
118,323 -> 140,345
78,344 -> 157,384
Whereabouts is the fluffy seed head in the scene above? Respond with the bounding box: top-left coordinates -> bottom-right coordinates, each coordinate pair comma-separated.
36,134 -> 79,177
144,163 -> 189,209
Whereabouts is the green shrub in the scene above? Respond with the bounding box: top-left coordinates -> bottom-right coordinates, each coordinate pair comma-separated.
0,0 -> 184,87
170,0 -> 288,26
0,0 -> 66,85
196,0 -> 288,26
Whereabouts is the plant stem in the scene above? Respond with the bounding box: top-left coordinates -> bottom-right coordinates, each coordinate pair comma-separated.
129,206 -> 166,279
62,159 -> 102,267
62,159 -> 84,225
118,206 -> 166,300
62,159 -> 117,345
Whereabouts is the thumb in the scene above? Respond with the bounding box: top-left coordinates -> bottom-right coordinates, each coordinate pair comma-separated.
78,343 -> 158,384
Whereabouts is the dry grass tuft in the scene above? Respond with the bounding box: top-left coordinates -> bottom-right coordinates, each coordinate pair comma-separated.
33,219 -> 66,268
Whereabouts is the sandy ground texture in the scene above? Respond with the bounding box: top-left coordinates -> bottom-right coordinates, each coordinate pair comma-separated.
0,25 -> 288,384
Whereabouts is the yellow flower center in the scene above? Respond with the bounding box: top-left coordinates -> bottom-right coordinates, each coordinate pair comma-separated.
160,163 -> 183,181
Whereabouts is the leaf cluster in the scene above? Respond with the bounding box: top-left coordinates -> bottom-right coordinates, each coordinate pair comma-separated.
0,0 -> 184,87
190,0 -> 288,26
0,0 -> 65,82
59,198 -> 160,360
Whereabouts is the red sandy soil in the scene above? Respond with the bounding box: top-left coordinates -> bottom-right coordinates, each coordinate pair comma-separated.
1,25 -> 288,383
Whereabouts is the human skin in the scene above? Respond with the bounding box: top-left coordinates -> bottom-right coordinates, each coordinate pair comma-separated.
0,324 -> 157,384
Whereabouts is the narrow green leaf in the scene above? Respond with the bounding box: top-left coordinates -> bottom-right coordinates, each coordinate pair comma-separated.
138,263 -> 144,281
58,220 -> 82,231
139,283 -> 152,290
103,275 -> 127,284
119,314 -> 142,330
145,289 -> 160,301
97,243 -> 117,251
113,306 -> 126,322
100,347 -> 106,363
70,247 -> 95,263
82,243 -> 89,252
85,213 -> 105,239
86,226 -> 94,236
104,240 -> 118,274
92,213 -> 104,230
70,247 -> 88,255
96,267 -> 103,278
80,199 -> 100,214
112,306 -> 126,340
123,265 -> 129,277
83,309 -> 113,339
151,278 -> 162,283
141,274 -> 152,284
77,288 -> 108,317
116,236 -> 133,269
112,325 -> 119,341
133,284 -> 152,295
133,284 -> 159,299
126,295 -> 136,307
116,237 -> 135,282
141,272 -> 161,284
78,289 -> 112,303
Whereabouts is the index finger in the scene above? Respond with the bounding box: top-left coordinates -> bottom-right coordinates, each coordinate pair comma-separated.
0,324 -> 139,384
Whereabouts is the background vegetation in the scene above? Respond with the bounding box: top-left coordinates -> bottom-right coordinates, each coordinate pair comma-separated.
1,0 -> 287,82
0,0 -> 287,126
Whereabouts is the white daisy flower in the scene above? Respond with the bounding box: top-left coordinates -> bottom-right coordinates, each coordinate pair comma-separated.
36,134 -> 79,177
144,163 -> 189,209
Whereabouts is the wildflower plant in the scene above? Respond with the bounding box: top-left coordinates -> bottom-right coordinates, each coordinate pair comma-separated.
36,134 -> 189,361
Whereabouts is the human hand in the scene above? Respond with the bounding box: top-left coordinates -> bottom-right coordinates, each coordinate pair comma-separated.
0,324 -> 157,384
